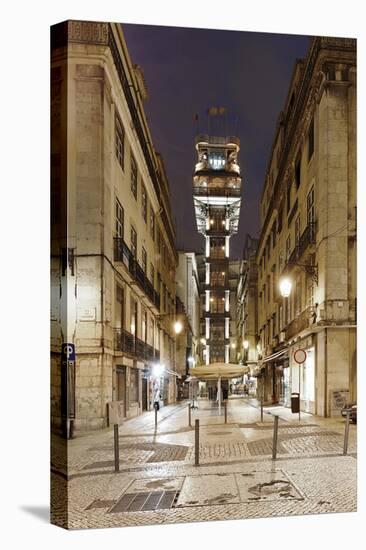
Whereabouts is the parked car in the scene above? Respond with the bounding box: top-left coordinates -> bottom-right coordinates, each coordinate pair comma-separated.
341,403 -> 357,424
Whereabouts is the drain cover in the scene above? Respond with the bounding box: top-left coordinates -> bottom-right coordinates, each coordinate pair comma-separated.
109,490 -> 180,513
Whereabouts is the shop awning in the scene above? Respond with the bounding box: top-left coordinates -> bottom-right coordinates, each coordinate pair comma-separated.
261,348 -> 289,364
189,363 -> 249,380
165,368 -> 181,378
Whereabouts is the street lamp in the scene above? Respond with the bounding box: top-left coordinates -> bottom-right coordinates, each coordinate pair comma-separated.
279,277 -> 292,298
152,363 -> 164,378
174,320 -> 183,334
200,337 -> 206,345
243,340 -> 249,350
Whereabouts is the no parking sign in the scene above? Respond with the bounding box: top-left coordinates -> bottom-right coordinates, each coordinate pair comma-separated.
294,348 -> 307,364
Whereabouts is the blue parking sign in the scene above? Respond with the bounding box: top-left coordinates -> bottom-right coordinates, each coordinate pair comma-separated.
62,343 -> 75,361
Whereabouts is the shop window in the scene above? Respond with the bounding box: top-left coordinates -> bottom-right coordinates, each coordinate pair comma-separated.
130,369 -> 139,403
116,368 -> 126,404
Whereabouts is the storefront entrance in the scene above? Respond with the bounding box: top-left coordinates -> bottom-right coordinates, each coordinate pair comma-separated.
116,366 -> 126,418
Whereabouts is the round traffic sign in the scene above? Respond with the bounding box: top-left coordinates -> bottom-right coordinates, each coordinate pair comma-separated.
294,348 -> 307,364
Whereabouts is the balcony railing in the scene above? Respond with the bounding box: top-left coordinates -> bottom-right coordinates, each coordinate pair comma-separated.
287,222 -> 317,266
193,186 -> 241,198
285,306 -> 315,340
114,328 -> 160,362
114,238 -> 160,310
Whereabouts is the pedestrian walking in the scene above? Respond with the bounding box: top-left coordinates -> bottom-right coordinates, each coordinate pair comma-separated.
153,385 -> 160,411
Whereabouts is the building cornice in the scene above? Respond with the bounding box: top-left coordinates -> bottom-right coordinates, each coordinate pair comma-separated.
257,36 -> 356,256
51,20 -> 177,258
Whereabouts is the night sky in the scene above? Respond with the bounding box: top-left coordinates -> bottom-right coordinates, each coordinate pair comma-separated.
122,24 -> 311,258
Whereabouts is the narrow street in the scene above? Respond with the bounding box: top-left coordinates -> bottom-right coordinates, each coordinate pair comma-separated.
51,398 -> 357,529
49,22 -> 357,532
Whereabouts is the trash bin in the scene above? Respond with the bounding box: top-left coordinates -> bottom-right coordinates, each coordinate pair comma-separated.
291,392 -> 300,413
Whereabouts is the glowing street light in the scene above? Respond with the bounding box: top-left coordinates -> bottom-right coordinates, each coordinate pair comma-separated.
279,277 -> 292,298
152,363 -> 164,378
243,340 -> 249,350
200,337 -> 206,345
174,320 -> 183,334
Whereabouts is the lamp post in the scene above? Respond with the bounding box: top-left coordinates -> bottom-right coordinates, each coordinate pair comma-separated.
279,275 -> 302,416
243,339 -> 249,364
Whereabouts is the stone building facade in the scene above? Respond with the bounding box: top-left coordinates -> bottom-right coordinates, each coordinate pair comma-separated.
175,252 -> 201,396
256,37 -> 356,416
236,235 -> 259,370
51,21 -> 179,434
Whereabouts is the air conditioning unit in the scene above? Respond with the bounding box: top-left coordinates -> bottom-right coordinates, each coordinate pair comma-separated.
279,331 -> 286,343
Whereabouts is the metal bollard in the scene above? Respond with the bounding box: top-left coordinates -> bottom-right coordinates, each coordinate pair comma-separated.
188,403 -> 192,427
195,419 -> 200,466
343,410 -> 350,456
114,424 -> 120,472
261,395 -> 264,423
154,407 -> 158,430
69,419 -> 75,439
224,401 -> 227,424
272,415 -> 279,460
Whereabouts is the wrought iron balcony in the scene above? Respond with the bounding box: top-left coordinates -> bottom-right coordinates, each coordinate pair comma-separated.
287,222 -> 317,267
114,328 -> 160,362
285,306 -> 316,340
114,238 -> 160,310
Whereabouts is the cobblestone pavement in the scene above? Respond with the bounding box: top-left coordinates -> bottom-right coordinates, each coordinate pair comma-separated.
51,397 -> 357,529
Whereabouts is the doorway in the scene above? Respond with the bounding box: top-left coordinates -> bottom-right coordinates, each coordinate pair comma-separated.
116,366 -> 126,418
142,377 -> 148,411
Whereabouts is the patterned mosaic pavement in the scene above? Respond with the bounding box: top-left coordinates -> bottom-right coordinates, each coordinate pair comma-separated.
51,397 -> 357,529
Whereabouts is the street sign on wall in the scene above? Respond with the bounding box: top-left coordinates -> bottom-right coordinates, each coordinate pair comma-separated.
294,348 -> 307,364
